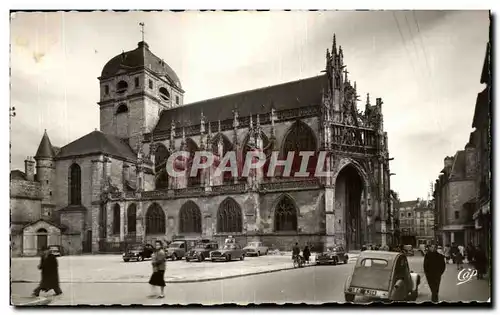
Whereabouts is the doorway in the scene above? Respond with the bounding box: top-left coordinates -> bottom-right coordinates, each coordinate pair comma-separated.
335,165 -> 364,251
37,228 -> 48,253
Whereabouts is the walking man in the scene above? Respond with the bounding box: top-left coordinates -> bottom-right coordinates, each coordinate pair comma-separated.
423,243 -> 446,303
32,246 -> 62,297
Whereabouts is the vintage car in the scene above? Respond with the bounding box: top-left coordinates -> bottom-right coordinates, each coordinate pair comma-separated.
316,246 -> 349,265
122,244 -> 154,262
344,251 -> 421,302
210,243 -> 245,262
185,242 -> 219,262
243,241 -> 269,256
166,238 -> 211,260
48,245 -> 63,257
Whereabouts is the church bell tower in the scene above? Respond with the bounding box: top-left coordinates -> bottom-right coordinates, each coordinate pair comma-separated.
97,23 -> 185,151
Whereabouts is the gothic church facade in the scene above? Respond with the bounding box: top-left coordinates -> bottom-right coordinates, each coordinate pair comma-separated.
10,36 -> 393,256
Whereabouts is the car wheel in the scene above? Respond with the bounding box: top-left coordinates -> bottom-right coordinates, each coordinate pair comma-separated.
186,258 -> 191,262
211,259 -> 216,262
123,258 -> 130,262
345,293 -> 355,302
138,255 -> 144,262
198,254 -> 204,262
226,255 -> 231,262
240,255 -> 245,261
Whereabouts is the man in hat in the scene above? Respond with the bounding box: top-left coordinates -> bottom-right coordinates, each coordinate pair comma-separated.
423,242 -> 446,302
32,246 -> 62,297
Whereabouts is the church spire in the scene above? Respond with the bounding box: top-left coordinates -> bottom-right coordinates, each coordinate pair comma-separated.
34,130 -> 55,159
332,34 -> 337,55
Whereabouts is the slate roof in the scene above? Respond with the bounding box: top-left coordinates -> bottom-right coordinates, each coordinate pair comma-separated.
481,42 -> 491,85
56,130 -> 136,161
10,170 -> 26,181
153,74 -> 328,133
101,41 -> 182,90
399,200 -> 419,209
35,130 -> 55,158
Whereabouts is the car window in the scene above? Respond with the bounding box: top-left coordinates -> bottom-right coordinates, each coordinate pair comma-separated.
180,243 -> 185,248
360,258 -> 388,268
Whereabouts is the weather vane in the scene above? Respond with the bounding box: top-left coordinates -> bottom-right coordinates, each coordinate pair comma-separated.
139,22 -> 145,42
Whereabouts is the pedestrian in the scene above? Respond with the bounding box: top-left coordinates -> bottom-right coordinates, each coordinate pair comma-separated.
302,245 -> 311,264
443,244 -> 451,264
473,245 -> 487,280
423,243 -> 446,303
32,246 -> 62,297
454,244 -> 464,270
148,240 -> 166,299
292,242 -> 300,261
465,242 -> 475,265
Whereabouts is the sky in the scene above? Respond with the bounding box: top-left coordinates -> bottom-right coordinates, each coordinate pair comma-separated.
9,10 -> 490,201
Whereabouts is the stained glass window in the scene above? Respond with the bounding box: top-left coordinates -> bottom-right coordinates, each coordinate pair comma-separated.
179,201 -> 202,233
274,196 -> 298,232
282,121 -> 317,176
146,203 -> 166,235
217,198 -> 242,233
127,204 -> 137,234
155,144 -> 169,189
69,163 -> 81,205
112,204 -> 120,234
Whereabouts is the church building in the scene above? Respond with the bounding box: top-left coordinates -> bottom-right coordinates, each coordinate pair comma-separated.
10,35 -> 393,256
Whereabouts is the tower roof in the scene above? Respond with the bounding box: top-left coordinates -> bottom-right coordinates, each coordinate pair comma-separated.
35,130 -> 55,159
100,41 -> 182,90
56,130 -> 136,161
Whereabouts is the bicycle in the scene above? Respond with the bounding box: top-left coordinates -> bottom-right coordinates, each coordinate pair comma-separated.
293,254 -> 304,268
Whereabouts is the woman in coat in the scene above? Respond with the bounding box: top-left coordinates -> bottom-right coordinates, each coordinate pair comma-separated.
32,246 -> 62,297
302,246 -> 311,264
148,240 -> 167,298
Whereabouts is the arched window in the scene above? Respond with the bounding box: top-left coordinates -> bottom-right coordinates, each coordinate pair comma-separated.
69,163 -> 81,205
274,195 -> 298,232
211,133 -> 234,184
186,138 -> 201,187
242,131 -> 272,180
127,204 -> 137,234
154,144 -> 169,189
179,201 -> 202,234
159,87 -> 170,101
116,80 -> 128,94
112,204 -> 120,234
145,203 -> 166,235
116,104 -> 128,114
217,198 -> 242,233
281,120 -> 317,177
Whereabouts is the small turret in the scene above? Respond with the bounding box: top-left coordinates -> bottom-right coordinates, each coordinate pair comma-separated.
34,130 -> 56,208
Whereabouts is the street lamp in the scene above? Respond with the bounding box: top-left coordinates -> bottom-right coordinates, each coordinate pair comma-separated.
390,173 -> 396,176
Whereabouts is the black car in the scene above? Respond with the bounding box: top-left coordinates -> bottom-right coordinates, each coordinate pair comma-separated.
122,244 -> 154,262
316,246 -> 349,265
185,242 -> 219,262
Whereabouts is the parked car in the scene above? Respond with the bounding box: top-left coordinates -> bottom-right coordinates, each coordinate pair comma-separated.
316,245 -> 349,265
402,245 -> 414,256
344,251 -> 421,302
243,241 -> 269,256
122,244 -> 155,262
48,245 -> 63,257
166,238 -> 211,261
185,242 -> 219,262
210,243 -> 245,262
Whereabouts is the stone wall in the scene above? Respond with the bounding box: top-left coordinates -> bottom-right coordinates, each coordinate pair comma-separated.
10,180 -> 42,223
446,179 -> 476,226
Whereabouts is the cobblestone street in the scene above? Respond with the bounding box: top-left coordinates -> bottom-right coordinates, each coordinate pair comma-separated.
11,254 -> 490,305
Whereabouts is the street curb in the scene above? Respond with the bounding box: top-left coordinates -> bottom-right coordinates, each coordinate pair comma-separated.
13,297 -> 51,306
12,264 -> 316,285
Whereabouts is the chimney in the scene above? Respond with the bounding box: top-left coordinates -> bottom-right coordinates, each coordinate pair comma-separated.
464,142 -> 477,178
444,156 -> 454,169
24,156 -> 35,181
